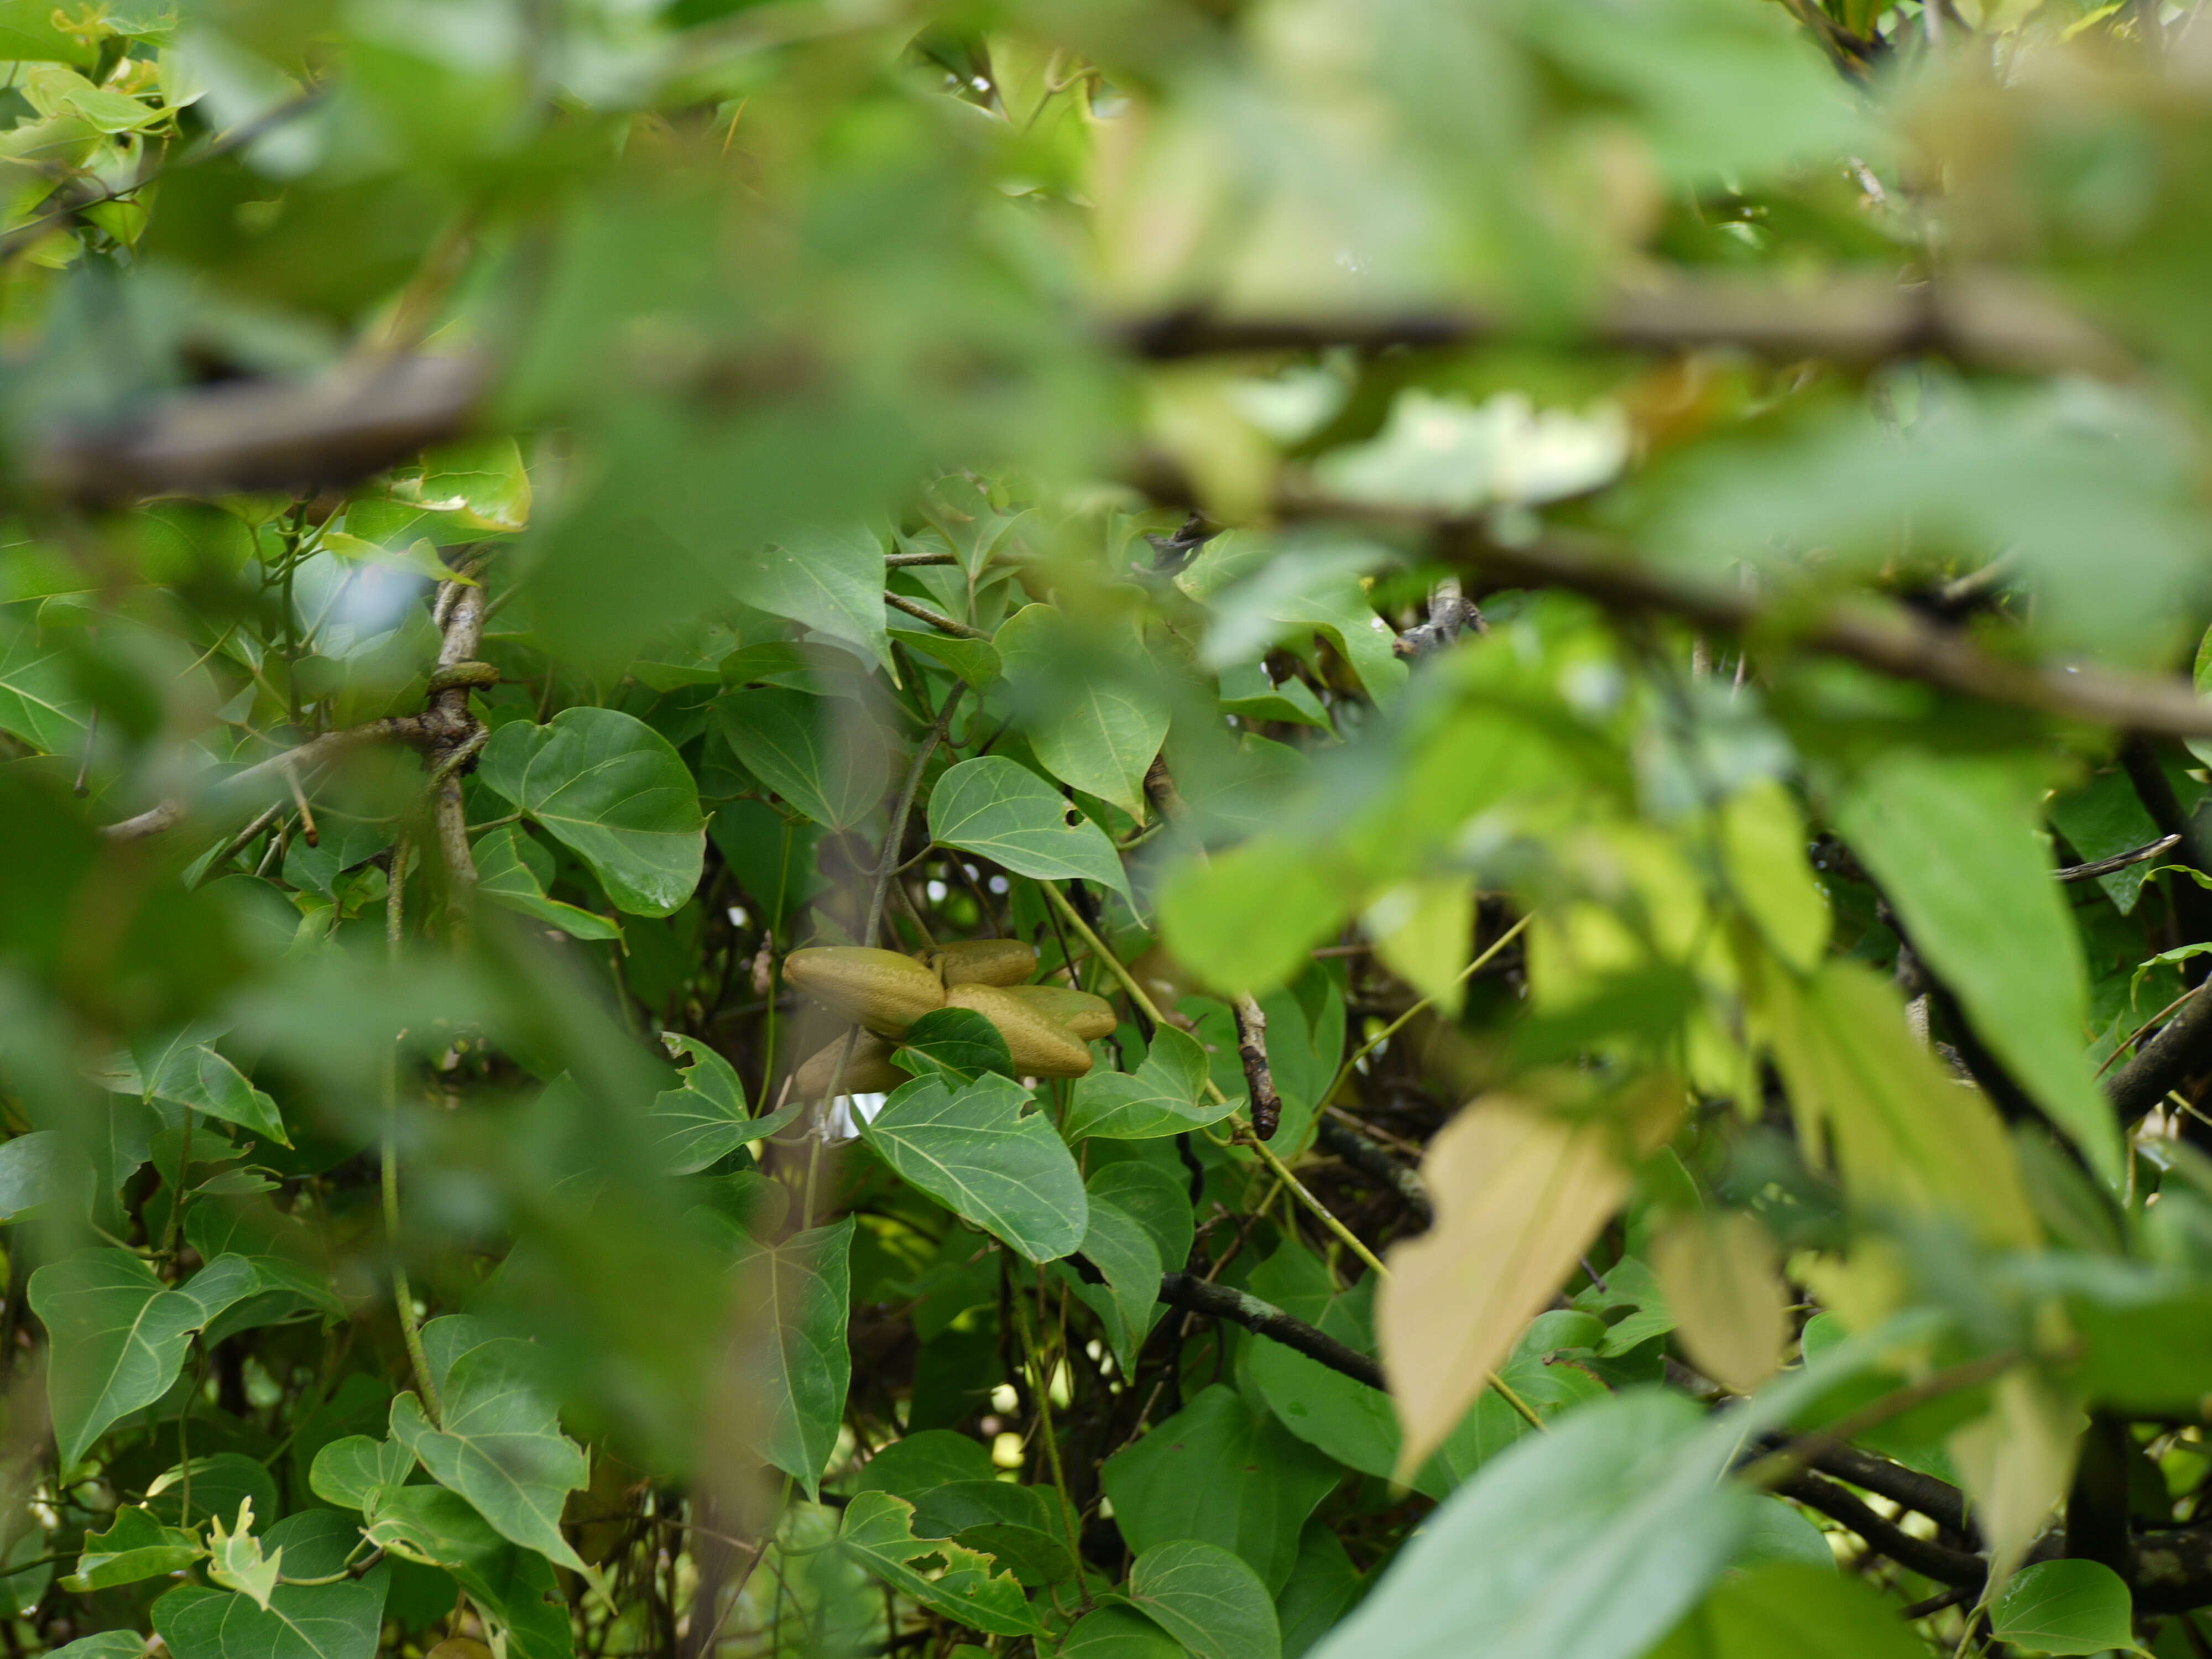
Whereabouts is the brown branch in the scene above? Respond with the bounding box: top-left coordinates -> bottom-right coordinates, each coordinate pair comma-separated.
1118,269 -> 2129,379
1155,1271 -> 1384,1390
39,353 -> 486,505
1439,528 -> 2212,740
428,579 -> 490,916
884,592 -> 988,640
1316,1115 -> 1433,1227
1772,1471 -> 1987,1586
102,716 -> 435,842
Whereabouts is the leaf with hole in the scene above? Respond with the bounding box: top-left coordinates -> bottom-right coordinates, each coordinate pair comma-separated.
648,1035 -> 799,1174
153,1510 -> 388,1659
838,1491 -> 1039,1637
926,757 -> 1133,906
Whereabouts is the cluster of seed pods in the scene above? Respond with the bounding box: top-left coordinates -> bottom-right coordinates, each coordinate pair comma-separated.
784,941 -> 1118,1095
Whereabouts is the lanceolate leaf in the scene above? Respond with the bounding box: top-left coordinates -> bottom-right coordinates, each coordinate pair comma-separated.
648,1035 -> 800,1173
859,1072 -> 1088,1264
1834,752 -> 2123,1186
389,1323 -> 591,1573
838,1492 -> 1039,1637
478,707 -> 706,917
30,1249 -> 259,1465
729,1218 -> 854,1500
926,758 -> 1134,906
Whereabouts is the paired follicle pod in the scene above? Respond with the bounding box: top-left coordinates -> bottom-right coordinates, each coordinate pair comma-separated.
784,939 -> 1117,1093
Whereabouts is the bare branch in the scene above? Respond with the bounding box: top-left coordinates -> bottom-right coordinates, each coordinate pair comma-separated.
1155,1271 -> 1385,1390
1118,269 -> 2130,379
102,716 -> 434,842
1438,528 -> 2212,740
40,353 -> 486,505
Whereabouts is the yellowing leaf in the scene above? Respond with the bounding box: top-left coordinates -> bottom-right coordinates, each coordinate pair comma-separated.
1718,781 -> 1828,973
1651,1211 -> 1788,1395
1379,1099 -> 1630,1477
1363,875 -> 1476,1016
1948,1370 -> 2081,1594
206,1500 -> 281,1612
1754,959 -> 2038,1249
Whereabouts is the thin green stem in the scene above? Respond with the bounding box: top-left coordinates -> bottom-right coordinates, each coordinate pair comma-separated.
1318,914 -> 1533,1109
1015,1282 -> 1088,1608
1042,880 -> 1546,1431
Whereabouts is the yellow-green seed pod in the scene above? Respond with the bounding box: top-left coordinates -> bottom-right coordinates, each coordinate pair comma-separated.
999,984 -> 1117,1041
793,1031 -> 908,1098
784,946 -> 945,1036
928,938 -> 1038,988
946,983 -> 1094,1078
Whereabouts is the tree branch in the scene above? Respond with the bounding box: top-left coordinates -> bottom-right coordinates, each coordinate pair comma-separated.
1772,1471 -> 1987,1586
1315,1115 -> 1434,1228
1118,269 -> 2128,379
1437,528 -> 2212,740
101,716 -> 436,842
39,353 -> 485,505
1155,1271 -> 1385,1391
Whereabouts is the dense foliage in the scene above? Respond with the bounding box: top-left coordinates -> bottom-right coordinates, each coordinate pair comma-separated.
14,0 -> 2212,1656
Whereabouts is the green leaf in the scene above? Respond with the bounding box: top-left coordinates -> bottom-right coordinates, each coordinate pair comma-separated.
186,1198 -> 346,1328
1307,1390 -> 1758,1659
153,1511 -> 389,1659
30,1248 -> 259,1465
478,707 -> 706,917
994,604 -> 1171,820
716,686 -> 891,832
0,1130 -> 64,1222
1102,1385 -> 1340,1595
1087,1159 -> 1194,1273
907,1481 -> 1076,1588
1275,1521 -> 1363,1659
309,1436 -> 418,1511
394,438 -> 533,533
1126,1539 -> 1282,1659
1065,1189 -> 1163,1370
1060,1606 -> 1185,1658
859,1072 -> 1088,1264
45,1637 -> 148,1659
727,523 -> 892,672
2049,766 -> 2166,915
1989,1560 -> 2136,1656
148,1455 -> 280,1531
0,619 -> 89,753
649,1035 -> 800,1173
1217,663 -> 1331,731
853,1430 -> 998,1499
475,825 -> 623,941
838,1491 -> 1039,1637
893,1008 -> 1016,1083
207,1500 -> 283,1611
1157,835 -> 1347,997
388,1321 -> 591,1573
62,1506 -> 205,1591
926,757 -> 1134,907
358,1485 -> 574,1659
1065,1026 -> 1236,1140
729,1218 -> 853,1499
1649,1563 -> 1932,1659
132,1025 -> 289,1147
890,627 -> 1002,691
1834,752 -> 2122,1186
0,0 -> 101,65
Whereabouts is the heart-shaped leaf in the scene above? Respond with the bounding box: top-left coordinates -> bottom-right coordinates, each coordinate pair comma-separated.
860,1072 -> 1088,1264
478,707 -> 705,917
716,686 -> 891,831
1126,1540 -> 1281,1659
649,1035 -> 800,1174
31,1249 -> 259,1465
153,1511 -> 388,1659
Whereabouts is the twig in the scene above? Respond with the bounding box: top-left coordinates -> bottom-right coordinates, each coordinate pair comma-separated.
1155,1271 -> 1384,1389
865,685 -> 967,948
1119,269 -> 2127,378
2055,834 -> 2180,881
883,592 -> 989,641
1431,529 -> 2212,741
1317,915 -> 1533,1108
384,824 -> 441,1426
284,763 -> 319,849
1736,1350 -> 2018,1491
103,716 -> 437,841
1773,1471 -> 1985,1585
